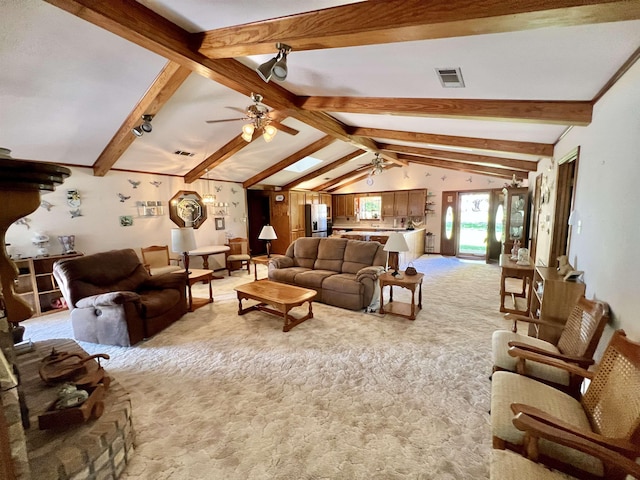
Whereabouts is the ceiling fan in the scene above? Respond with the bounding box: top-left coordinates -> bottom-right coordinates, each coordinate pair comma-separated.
358,153 -> 393,176
205,93 -> 298,141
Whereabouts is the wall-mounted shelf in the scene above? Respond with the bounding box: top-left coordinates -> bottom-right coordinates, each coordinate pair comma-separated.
137,201 -> 165,217
208,202 -> 229,216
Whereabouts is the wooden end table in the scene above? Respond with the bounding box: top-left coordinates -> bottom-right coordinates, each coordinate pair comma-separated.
172,268 -> 214,311
250,254 -> 284,280
498,253 -> 533,316
379,271 -> 424,320
234,280 -> 316,332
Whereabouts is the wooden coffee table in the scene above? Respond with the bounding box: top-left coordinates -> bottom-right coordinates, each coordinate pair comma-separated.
234,280 -> 316,332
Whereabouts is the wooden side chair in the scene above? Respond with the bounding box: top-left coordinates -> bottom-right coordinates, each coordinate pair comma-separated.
225,238 -> 250,276
369,235 -> 388,245
491,330 -> 640,480
492,296 -> 609,396
140,245 -> 182,276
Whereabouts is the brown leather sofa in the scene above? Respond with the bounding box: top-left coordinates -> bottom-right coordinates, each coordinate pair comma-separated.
268,237 -> 386,311
53,248 -> 187,346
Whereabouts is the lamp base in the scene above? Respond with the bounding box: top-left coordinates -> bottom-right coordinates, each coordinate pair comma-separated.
391,269 -> 400,277
266,241 -> 271,258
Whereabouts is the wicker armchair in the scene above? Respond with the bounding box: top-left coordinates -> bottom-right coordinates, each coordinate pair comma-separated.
492,296 -> 609,396
491,330 -> 640,480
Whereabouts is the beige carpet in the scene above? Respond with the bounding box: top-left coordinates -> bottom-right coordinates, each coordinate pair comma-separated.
23,255 -> 507,480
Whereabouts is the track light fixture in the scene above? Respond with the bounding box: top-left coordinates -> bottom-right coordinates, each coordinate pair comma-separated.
131,114 -> 154,137
256,43 -> 292,83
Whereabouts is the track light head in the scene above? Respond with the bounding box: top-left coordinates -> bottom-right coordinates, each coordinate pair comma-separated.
256,43 -> 292,83
131,126 -> 144,137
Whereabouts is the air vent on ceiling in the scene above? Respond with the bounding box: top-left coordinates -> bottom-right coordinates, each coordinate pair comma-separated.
435,67 -> 465,88
173,150 -> 195,157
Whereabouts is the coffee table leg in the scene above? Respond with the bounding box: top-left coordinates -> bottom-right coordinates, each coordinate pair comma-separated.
418,281 -> 422,309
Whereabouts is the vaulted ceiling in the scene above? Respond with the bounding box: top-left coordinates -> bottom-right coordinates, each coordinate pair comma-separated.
2,0 -> 639,192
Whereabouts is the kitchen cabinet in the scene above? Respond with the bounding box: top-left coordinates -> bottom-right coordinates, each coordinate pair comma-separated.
305,192 -> 320,205
334,195 -> 345,217
290,191 -> 306,231
320,194 -> 332,218
344,194 -> 355,217
408,190 -> 426,216
394,191 -> 409,217
12,253 -> 82,316
528,266 -> 586,343
502,187 -> 529,254
381,192 -> 395,217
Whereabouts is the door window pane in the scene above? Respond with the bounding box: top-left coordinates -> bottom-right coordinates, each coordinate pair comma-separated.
445,206 -> 454,239
495,204 -> 504,242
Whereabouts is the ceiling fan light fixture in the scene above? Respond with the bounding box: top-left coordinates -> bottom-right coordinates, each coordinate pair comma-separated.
262,124 -> 277,142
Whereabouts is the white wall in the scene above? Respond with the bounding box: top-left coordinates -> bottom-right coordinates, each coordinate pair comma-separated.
534,59 -> 640,342
334,162 -> 525,249
6,167 -> 248,271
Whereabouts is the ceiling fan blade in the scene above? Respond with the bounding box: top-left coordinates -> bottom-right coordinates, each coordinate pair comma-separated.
270,120 -> 299,136
205,118 -> 245,124
225,106 -> 248,115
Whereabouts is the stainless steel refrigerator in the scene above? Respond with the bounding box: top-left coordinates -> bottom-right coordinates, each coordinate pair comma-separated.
305,204 -> 328,237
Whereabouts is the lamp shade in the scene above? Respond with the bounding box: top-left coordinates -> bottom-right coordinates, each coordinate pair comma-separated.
258,225 -> 277,240
171,227 -> 196,253
383,232 -> 409,253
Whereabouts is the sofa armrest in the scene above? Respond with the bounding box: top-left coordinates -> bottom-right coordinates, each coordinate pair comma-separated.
75,291 -> 140,308
356,266 -> 386,282
141,272 -> 186,290
269,256 -> 293,269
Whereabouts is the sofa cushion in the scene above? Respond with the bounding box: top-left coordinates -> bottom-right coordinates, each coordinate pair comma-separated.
321,273 -> 362,295
294,270 -> 336,289
269,266 -> 311,284
314,238 -> 347,272
342,240 -> 383,274
292,237 -> 321,268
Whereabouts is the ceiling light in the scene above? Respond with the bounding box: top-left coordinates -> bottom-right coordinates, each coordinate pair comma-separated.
263,124 -> 277,142
131,114 -> 154,137
131,126 -> 143,137
256,43 -> 292,83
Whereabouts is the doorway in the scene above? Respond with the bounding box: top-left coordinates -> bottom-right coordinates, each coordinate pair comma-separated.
441,190 -> 497,260
247,190 -> 271,255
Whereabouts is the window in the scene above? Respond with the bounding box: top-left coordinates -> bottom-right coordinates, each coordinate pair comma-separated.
357,195 -> 381,220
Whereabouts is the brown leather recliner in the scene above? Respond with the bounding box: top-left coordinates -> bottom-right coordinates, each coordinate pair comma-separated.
53,248 -> 187,346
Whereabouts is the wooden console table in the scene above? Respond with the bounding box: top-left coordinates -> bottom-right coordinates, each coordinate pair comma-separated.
499,253 -> 534,316
379,271 -> 424,320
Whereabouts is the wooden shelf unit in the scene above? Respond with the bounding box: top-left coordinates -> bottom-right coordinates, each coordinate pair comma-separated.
13,253 -> 82,316
529,266 -> 586,343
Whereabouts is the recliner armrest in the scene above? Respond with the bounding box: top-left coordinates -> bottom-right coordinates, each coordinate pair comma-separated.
75,291 -> 140,308
356,266 -> 385,282
269,256 -> 293,269
141,272 -> 186,290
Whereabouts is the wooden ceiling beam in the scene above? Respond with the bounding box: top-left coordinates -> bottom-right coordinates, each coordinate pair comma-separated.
325,166 -> 398,193
46,0 -> 393,181
401,155 -> 520,179
195,0 -> 640,58
243,135 -> 336,189
351,127 -> 554,157
184,134 -> 258,184
92,61 -> 191,176
281,149 -> 366,190
299,97 -> 593,126
379,144 -> 538,171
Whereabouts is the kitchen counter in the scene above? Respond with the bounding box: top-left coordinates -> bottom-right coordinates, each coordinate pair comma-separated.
333,228 -> 426,265
332,225 -> 418,231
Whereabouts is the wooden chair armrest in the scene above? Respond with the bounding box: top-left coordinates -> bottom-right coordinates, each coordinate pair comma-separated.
507,346 -> 595,379
512,412 -> 640,478
507,341 -> 595,367
510,404 -> 640,457
143,263 -> 151,274
504,313 -> 565,333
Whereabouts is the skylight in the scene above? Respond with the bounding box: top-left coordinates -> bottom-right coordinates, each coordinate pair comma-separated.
284,156 -> 323,173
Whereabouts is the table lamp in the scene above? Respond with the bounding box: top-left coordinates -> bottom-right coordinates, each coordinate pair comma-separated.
258,225 -> 277,258
171,227 -> 196,274
383,232 -> 409,277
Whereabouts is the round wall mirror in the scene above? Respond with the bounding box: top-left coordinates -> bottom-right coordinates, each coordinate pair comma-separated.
169,190 -> 207,229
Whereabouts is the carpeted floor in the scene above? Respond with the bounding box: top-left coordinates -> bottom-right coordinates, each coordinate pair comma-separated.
23,255 -> 508,479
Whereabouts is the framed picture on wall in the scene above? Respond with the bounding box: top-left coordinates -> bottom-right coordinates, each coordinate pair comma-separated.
215,217 -> 225,230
